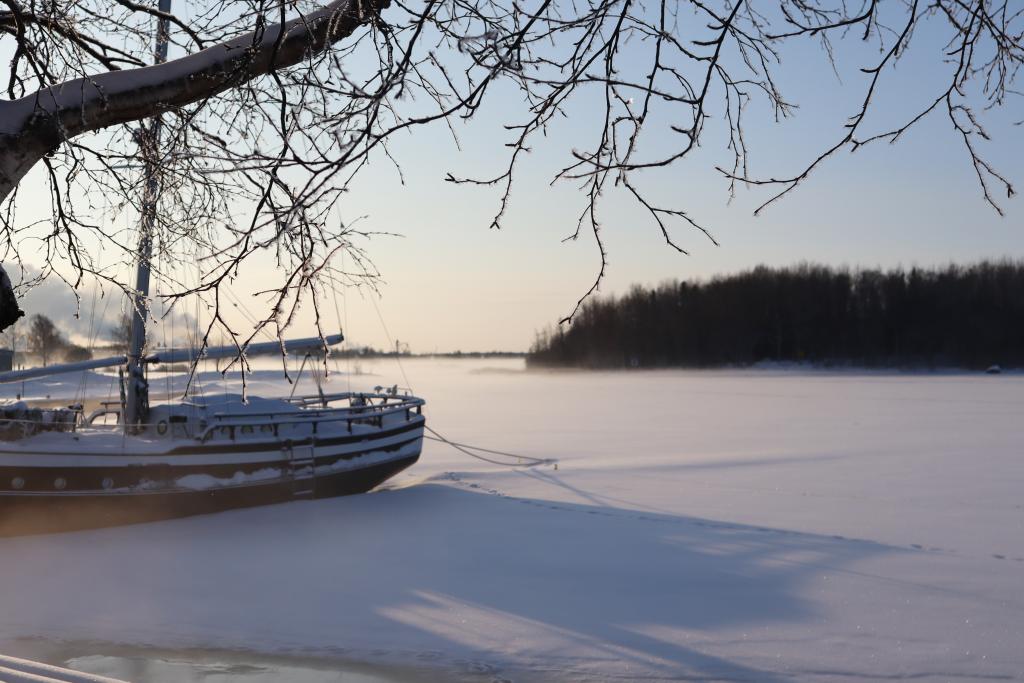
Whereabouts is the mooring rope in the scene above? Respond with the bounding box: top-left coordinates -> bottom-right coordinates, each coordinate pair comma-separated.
424,424 -> 554,468
365,289 -> 554,469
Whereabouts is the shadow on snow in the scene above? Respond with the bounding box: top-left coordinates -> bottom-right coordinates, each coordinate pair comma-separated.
0,478 -> 901,682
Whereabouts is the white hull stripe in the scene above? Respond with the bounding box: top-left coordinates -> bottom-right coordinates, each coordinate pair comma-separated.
0,440 -> 422,498
0,428 -> 424,469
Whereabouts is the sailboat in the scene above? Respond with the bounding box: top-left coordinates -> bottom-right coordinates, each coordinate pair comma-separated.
0,2 -> 425,536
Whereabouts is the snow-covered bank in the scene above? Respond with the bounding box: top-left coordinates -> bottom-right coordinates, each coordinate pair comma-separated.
1,359 -> 1022,681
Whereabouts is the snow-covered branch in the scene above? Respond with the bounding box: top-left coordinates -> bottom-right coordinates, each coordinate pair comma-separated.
0,0 -> 386,202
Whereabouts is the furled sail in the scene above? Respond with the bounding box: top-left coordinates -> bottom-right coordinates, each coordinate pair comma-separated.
145,334 -> 343,364
0,334 -> 343,384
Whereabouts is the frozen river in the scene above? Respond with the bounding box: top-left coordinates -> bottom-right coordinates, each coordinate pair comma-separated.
1,358 -> 1022,681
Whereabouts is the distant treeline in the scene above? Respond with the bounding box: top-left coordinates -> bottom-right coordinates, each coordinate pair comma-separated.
527,262 -> 1024,369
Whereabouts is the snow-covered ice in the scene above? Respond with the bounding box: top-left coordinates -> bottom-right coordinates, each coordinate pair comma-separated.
0,358 -> 1022,682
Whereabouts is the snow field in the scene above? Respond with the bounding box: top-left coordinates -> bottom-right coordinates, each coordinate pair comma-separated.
1,358 -> 1022,681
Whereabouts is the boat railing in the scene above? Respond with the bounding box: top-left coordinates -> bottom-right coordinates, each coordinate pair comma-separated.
27,393 -> 423,443
0,416 -> 81,436
210,392 -> 423,421
197,393 -> 424,443
282,391 -> 423,409
85,402 -> 123,426
0,404 -> 84,437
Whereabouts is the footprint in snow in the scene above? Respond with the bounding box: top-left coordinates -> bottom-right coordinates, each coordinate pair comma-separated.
454,659 -> 497,674
416,650 -> 442,661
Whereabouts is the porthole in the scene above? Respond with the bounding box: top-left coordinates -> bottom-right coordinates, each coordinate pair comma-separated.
54,477 -> 67,490
102,477 -> 114,490
11,477 -> 24,490
156,420 -> 168,435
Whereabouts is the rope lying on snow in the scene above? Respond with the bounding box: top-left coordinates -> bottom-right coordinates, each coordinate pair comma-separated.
424,424 -> 555,468
364,297 -> 551,468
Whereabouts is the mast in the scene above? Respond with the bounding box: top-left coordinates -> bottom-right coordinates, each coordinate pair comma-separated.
125,0 -> 171,428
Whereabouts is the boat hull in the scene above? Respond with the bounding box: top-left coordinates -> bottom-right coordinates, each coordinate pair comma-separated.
0,452 -> 418,536
0,424 -> 424,536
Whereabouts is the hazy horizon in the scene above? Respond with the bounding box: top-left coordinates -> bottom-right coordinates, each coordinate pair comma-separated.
9,256 -> 1024,356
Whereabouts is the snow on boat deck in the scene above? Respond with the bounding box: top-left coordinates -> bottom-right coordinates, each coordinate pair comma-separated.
0,358 -> 1022,682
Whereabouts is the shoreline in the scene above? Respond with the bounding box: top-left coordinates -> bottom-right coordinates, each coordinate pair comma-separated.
519,361 -> 1020,375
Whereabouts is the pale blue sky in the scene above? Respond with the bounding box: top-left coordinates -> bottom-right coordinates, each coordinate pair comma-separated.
6,4 -> 1023,353
316,18 -> 1023,353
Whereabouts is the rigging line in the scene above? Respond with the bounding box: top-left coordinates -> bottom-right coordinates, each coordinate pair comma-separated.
153,266 -> 169,404
188,252 -> 204,406
328,202 -> 351,394
368,293 -> 413,394
223,286 -> 276,343
289,353 -> 310,400
365,282 -> 549,469
185,251 -> 211,403
423,426 -> 554,468
167,272 -> 174,405
105,371 -> 116,423
221,287 -> 263,337
328,271 -> 344,337
93,291 -> 112,351
325,266 -> 351,393
84,283 -> 99,348
79,187 -> 113,409
75,285 -> 101,406
339,262 -> 353,393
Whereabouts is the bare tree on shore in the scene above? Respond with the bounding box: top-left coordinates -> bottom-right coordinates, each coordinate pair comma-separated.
109,311 -> 133,353
26,314 -> 63,367
0,0 -> 1019,349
